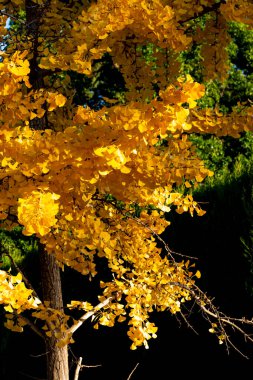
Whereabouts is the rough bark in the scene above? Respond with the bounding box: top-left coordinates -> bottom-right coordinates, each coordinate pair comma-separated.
40,249 -> 69,380
25,3 -> 69,377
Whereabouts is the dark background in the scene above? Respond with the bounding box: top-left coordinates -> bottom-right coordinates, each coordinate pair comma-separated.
2,188 -> 253,380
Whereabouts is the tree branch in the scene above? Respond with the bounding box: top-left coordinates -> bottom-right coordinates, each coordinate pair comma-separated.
0,10 -> 25,24
19,315 -> 45,340
126,363 -> 139,380
179,0 -> 226,25
66,296 -> 114,336
73,357 -> 82,380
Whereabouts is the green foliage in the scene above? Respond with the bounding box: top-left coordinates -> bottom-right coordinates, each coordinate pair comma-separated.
194,147 -> 253,197
180,43 -> 203,82
190,134 -> 230,172
190,132 -> 253,173
179,21 -> 253,112
188,134 -> 253,301
228,22 -> 253,74
166,152 -> 253,312
0,227 -> 38,270
0,227 -> 40,379
179,21 -> 253,299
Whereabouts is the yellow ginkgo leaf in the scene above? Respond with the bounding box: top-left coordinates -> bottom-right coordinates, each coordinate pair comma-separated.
55,93 -> 67,107
195,270 -> 201,279
18,191 -> 60,236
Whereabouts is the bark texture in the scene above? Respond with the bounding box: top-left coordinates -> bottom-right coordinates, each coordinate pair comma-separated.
25,3 -> 69,378
40,250 -> 69,380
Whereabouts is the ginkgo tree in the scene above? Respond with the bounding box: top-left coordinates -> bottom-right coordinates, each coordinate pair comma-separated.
1,1 -> 253,379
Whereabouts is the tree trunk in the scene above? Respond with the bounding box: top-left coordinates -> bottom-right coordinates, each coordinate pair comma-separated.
40,248 -> 69,380
25,2 -> 69,377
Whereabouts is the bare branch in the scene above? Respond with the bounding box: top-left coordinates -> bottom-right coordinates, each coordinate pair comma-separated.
93,195 -> 253,357
0,10 -> 25,24
179,0 -> 226,25
128,213 -> 198,260
126,363 -> 139,380
66,296 -> 114,336
73,357 -> 82,380
30,351 -> 50,358
179,309 -> 199,336
81,363 -> 102,368
73,356 -> 102,380
200,303 -> 253,343
19,315 -> 45,340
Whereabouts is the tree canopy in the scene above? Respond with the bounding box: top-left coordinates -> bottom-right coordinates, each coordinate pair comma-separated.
1,1 -> 253,379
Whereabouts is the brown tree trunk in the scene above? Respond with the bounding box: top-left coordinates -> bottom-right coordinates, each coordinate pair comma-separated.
25,2 -> 69,378
40,249 -> 69,380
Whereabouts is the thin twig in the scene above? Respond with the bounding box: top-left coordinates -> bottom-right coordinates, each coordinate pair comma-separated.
128,214 -> 198,260
19,315 -> 45,340
94,196 -> 198,260
126,363 -> 139,380
30,351 -> 50,358
94,195 -> 253,357
179,310 -> 199,336
200,303 -> 253,344
0,10 -> 26,24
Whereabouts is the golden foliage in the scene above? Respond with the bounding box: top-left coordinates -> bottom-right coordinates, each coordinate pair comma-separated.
18,191 -> 60,236
0,0 -> 253,351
